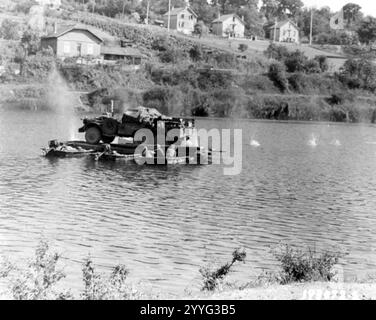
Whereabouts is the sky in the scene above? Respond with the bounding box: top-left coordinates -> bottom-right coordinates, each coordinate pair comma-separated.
301,0 -> 376,14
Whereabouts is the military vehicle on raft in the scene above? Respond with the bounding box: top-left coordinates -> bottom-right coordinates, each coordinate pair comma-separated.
79,106 -> 195,145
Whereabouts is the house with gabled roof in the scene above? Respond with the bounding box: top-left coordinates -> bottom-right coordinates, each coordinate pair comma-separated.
163,7 -> 198,35
41,24 -> 103,58
212,14 -> 245,38
268,20 -> 300,43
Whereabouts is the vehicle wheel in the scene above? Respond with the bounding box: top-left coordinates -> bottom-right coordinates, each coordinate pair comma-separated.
85,127 -> 102,144
102,136 -> 115,144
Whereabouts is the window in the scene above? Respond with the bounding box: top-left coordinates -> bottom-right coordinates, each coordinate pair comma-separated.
87,43 -> 94,55
181,14 -> 184,19
181,22 -> 184,28
233,17 -> 235,22
63,42 -> 70,54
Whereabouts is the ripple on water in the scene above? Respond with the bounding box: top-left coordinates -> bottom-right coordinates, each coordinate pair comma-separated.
1,112 -> 376,293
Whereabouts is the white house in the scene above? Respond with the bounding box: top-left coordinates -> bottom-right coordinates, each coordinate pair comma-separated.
269,20 -> 300,43
212,14 -> 245,38
163,7 -> 198,35
35,0 -> 61,10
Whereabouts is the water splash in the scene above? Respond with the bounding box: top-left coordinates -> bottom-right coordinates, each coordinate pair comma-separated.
330,139 -> 342,147
250,138 -> 260,147
308,134 -> 319,147
45,65 -> 79,141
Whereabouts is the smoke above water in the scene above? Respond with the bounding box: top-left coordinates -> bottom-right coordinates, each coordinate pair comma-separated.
45,65 -> 80,141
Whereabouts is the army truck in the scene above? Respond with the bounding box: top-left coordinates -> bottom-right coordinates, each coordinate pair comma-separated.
79,106 -> 195,144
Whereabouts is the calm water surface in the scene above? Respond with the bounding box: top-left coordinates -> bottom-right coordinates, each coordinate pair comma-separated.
1,110 -> 376,295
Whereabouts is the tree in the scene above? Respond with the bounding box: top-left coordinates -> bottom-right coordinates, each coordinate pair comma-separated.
296,7 -> 331,38
236,5 -> 265,37
21,28 -> 41,56
193,22 -> 203,38
338,58 -> 376,92
261,0 -> 303,21
0,19 -> 20,40
261,0 -> 279,20
190,0 -> 218,25
358,17 -> 376,44
343,3 -> 362,25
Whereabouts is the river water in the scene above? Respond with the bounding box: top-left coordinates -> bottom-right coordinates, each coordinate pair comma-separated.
1,109 -> 376,295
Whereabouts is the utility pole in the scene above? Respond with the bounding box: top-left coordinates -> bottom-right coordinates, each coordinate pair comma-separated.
273,17 -> 277,42
167,0 -> 171,32
309,9 -> 313,46
146,0 -> 150,25
122,0 -> 126,17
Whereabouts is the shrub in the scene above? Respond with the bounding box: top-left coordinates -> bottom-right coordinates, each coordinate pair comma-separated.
213,52 -> 237,68
197,70 -> 233,90
81,258 -> 130,300
21,28 -> 41,56
0,19 -> 20,40
189,44 -> 203,62
151,35 -> 170,52
264,43 -> 289,60
0,241 -> 72,300
273,245 -> 343,284
199,248 -> 246,291
268,62 -> 289,92
14,0 -> 37,14
238,43 -> 248,52
304,59 -> 322,74
21,53 -> 56,79
338,58 -> 376,91
314,55 -> 329,73
284,50 -> 309,73
159,47 -> 187,64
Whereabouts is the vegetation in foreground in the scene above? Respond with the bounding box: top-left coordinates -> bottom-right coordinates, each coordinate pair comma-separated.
0,241 -> 347,299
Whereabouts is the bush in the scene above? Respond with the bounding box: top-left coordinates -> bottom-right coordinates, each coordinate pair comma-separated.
314,55 -> 329,73
189,44 -> 203,62
284,50 -> 309,73
264,43 -> 289,60
273,245 -> 343,284
268,62 -> 289,92
14,0 -> 37,14
159,47 -> 187,64
197,70 -> 233,90
0,19 -> 20,40
199,248 -> 246,291
338,58 -> 376,91
0,241 -> 72,300
238,44 -> 248,52
304,59 -> 321,74
81,258 -> 130,300
151,35 -> 170,52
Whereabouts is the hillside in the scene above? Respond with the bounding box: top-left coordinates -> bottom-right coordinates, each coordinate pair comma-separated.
1,7 -> 376,123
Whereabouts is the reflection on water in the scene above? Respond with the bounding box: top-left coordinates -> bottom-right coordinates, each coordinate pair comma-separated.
1,110 -> 376,294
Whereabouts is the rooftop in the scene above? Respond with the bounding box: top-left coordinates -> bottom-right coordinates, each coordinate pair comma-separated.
42,24 -> 103,42
212,14 -> 245,25
163,7 -> 197,17
269,20 -> 299,29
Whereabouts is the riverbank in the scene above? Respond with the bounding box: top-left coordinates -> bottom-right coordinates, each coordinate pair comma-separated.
2,81 -> 376,123
191,282 -> 376,300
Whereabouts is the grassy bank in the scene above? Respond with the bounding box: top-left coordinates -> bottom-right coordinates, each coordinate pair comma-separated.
1,241 -> 375,300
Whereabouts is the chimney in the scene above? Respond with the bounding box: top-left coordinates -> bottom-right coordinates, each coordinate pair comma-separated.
54,22 -> 57,34
242,16 -> 244,21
